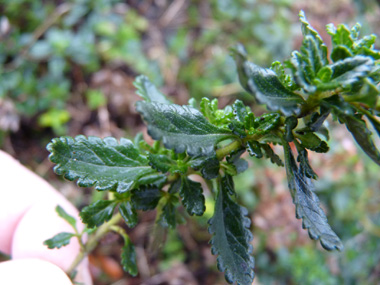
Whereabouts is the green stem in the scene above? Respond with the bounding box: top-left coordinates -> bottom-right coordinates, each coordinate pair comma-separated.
66,213 -> 123,275
215,140 -> 242,160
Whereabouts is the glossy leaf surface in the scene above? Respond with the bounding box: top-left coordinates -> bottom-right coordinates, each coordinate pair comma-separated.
47,136 -> 162,193
136,101 -> 235,156
80,200 -> 117,228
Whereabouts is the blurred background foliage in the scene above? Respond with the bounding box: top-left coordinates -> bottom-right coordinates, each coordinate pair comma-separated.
1,0 -> 380,284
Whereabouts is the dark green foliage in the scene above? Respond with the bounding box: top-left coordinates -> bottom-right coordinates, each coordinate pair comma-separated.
46,11 -> 380,285
118,201 -> 137,228
231,45 -> 305,116
47,136 -> 163,193
131,187 -> 163,211
135,101 -> 236,156
80,200 -> 117,228
208,176 -> 255,284
121,239 -> 138,277
283,142 -> 343,251
178,176 -> 206,216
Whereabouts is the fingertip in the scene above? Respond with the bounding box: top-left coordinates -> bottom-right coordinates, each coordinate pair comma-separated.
0,258 -> 73,285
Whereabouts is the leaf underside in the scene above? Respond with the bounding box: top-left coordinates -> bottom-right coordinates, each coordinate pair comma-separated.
136,101 -> 235,156
209,175 -> 255,285
47,135 -> 163,193
283,142 -> 343,251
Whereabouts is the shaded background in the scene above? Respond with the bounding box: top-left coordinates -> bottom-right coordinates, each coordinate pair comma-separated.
1,0 -> 380,284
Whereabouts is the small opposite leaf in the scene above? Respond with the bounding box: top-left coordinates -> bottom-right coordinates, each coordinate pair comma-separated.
283,142 -> 343,251
133,75 -> 171,104
131,187 -> 163,211
246,141 -> 262,158
179,176 -> 206,216
47,136 -> 161,193
119,201 -> 138,228
295,132 -> 329,153
157,195 -> 179,229
297,148 -> 318,180
44,232 -> 75,249
261,144 -> 284,166
56,205 -> 77,229
80,200 -> 117,228
121,239 -> 138,276
208,175 -> 254,285
136,101 -> 235,156
195,156 -> 220,180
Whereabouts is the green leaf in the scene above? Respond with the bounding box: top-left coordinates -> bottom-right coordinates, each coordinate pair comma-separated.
316,56 -> 374,91
270,61 -> 297,90
323,96 -> 380,166
283,142 -> 343,251
121,239 -> 138,276
306,106 -> 330,132
208,175 -> 254,285
131,186 -> 163,211
157,195 -> 179,229
80,200 -> 117,228
261,144 -> 284,166
284,116 -> 298,142
246,141 -> 262,158
148,153 -> 175,173
342,115 -> 380,166
133,75 -> 171,104
234,60 -> 305,116
344,78 -> 379,106
327,22 -> 380,60
297,148 -> 318,180
299,11 -> 325,48
251,113 -> 281,135
226,149 -> 249,174
295,132 -> 329,153
55,205 -> 77,229
365,112 -> 380,138
289,11 -> 328,92
47,136 -> 162,193
119,201 -> 137,228
190,155 -> 220,180
233,100 -> 249,123
136,101 -> 235,156
44,232 -> 75,249
179,176 -> 206,216
326,23 -> 353,49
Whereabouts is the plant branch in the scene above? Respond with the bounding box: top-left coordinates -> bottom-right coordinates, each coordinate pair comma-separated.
66,213 -> 123,275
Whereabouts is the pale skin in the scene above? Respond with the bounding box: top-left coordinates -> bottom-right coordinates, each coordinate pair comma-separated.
0,150 -> 92,285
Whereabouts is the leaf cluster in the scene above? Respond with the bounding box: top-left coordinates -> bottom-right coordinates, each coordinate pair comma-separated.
46,12 -> 380,284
